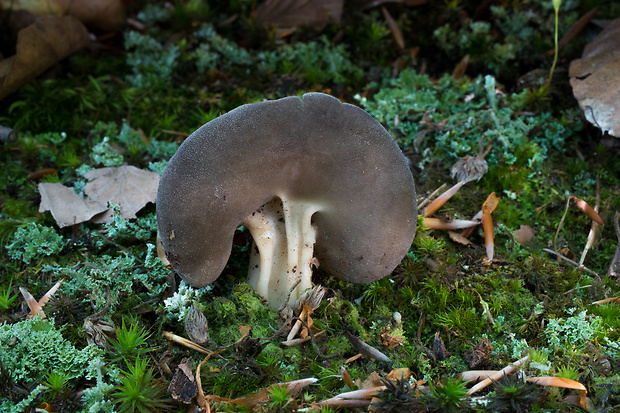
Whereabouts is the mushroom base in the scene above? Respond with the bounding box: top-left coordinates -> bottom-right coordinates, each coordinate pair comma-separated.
244,197 -> 320,309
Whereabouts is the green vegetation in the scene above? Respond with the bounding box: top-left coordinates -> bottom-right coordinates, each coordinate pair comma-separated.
1,0 -> 620,411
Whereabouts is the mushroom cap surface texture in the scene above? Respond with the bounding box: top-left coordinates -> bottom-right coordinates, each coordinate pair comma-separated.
157,93 -> 416,289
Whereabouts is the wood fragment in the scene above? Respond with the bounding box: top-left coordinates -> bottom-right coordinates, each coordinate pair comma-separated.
344,331 -> 391,363
467,355 -> 529,395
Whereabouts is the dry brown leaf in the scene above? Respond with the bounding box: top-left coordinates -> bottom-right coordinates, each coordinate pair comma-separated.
527,376 -> 588,409
361,371 -> 383,389
592,297 -> 620,305
0,0 -> 65,16
569,17 -> 620,137
255,0 -> 343,30
65,0 -> 125,31
39,182 -> 108,228
0,15 -> 89,100
448,230 -> 476,246
84,165 -> 160,223
0,0 -> 125,31
514,225 -> 536,245
19,287 -> 45,318
386,368 -> 411,381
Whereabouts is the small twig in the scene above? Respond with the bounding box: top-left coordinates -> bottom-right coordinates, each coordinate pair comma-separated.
554,194 -> 572,251
562,284 -> 592,296
418,183 -> 447,209
542,248 -> 600,278
344,330 -> 391,363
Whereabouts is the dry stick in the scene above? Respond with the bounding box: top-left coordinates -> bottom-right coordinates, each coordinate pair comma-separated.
418,183 -> 447,210
542,248 -> 600,278
553,194 -> 572,252
467,355 -> 529,395
578,178 -> 601,267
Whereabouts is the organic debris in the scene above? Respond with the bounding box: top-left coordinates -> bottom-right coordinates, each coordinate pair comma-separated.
0,15 -> 89,100
569,17 -> 620,137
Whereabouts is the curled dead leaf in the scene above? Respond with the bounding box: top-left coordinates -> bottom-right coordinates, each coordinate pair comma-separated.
0,15 -> 89,101
39,182 -> 108,228
84,165 -> 160,223
526,376 -> 588,409
569,17 -> 620,137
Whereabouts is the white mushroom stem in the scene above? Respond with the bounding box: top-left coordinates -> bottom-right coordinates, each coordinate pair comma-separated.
244,197 -> 321,308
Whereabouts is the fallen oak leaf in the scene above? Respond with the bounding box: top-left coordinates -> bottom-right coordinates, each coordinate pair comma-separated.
569,17 -> 620,137
84,165 -> 160,223
38,182 -> 108,228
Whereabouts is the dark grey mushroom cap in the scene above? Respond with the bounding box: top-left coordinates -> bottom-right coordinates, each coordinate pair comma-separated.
156,93 -> 416,287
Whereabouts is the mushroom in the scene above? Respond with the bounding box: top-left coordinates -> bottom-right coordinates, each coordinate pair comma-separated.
156,93 -> 416,309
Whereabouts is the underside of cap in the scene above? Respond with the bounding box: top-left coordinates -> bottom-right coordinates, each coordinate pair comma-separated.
156,92 -> 417,304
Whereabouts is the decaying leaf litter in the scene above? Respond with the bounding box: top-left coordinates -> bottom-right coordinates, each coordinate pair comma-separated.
1,0 -> 620,412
